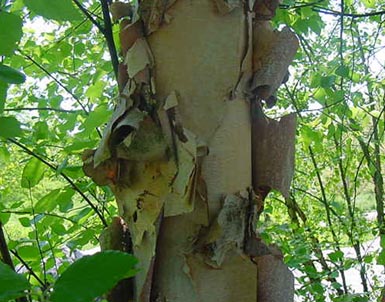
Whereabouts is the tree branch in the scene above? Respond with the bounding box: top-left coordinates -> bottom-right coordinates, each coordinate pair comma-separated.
72,0 -> 105,33
100,0 -> 119,80
2,210 -> 95,233
281,1 -> 385,18
3,107 -> 80,113
279,0 -> 325,10
71,0 -> 119,81
313,6 -> 385,18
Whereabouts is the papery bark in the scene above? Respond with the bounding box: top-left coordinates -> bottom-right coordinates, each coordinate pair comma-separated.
83,1 -> 299,301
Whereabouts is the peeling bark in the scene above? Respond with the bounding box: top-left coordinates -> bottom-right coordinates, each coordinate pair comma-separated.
256,255 -> 295,302
251,103 -> 296,198
83,0 -> 299,301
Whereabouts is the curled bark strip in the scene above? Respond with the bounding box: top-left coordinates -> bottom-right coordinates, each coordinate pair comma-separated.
251,102 -> 296,198
213,0 -> 241,15
251,25 -> 299,100
139,0 -> 178,34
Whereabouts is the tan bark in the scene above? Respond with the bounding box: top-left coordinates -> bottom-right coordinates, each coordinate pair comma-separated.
83,0 -> 299,301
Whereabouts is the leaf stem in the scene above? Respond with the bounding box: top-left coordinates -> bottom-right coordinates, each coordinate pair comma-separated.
3,107 -> 80,113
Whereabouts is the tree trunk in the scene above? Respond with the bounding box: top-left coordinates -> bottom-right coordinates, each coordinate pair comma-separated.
83,1 -> 298,301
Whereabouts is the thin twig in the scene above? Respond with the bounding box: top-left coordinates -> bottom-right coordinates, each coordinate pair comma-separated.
308,146 -> 349,293
279,0 -> 325,10
313,6 -> 385,18
72,0 -> 105,33
20,52 -> 89,115
28,189 -> 47,286
100,0 -> 119,80
1,210 -> 95,232
10,250 -> 46,288
3,107 -> 80,113
8,138 -> 107,227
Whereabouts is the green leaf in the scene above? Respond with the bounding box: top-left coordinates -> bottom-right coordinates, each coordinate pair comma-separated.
80,105 -> 110,135
320,75 -> 335,88
313,88 -> 327,103
57,188 -> 75,212
61,166 -> 84,179
35,189 -> 62,212
300,7 -> 313,18
331,282 -> 342,290
0,146 -> 10,163
0,261 -> 30,302
309,73 -> 321,88
335,65 -> 350,78
0,116 -> 22,138
308,19 -> 322,35
0,212 -> 11,224
68,228 -> 94,247
10,0 -> 25,12
301,125 -> 322,149
85,82 -> 104,100
361,0 -> 375,8
377,250 -> 385,265
21,157 -> 45,188
328,250 -> 344,262
112,23 -> 121,54
330,271 -> 339,279
311,282 -> 324,294
380,235 -> 385,249
363,255 -> 374,264
64,140 -> 97,153
353,295 -> 369,302
351,72 -> 361,83
329,90 -> 344,102
18,217 -> 30,227
0,82 -> 8,113
56,158 -> 69,175
18,245 -> 39,261
51,223 -> 67,235
34,121 -> 49,140
0,11 -> 23,56
24,0 -> 82,22
51,251 -> 138,302
303,264 -> 317,275
77,208 -> 93,225
0,64 -> 26,84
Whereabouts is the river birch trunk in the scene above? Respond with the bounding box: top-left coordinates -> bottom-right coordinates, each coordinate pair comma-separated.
83,1 -> 299,301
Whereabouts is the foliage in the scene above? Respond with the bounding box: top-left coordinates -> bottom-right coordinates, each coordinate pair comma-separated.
0,262 -> 30,302
51,251 -> 137,302
264,0 -> 385,300
0,251 -> 137,302
0,0 -> 384,301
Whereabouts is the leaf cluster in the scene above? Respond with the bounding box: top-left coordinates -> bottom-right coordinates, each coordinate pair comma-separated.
0,1 -> 134,301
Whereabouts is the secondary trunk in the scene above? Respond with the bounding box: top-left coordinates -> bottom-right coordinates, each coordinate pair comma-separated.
83,1 -> 299,301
